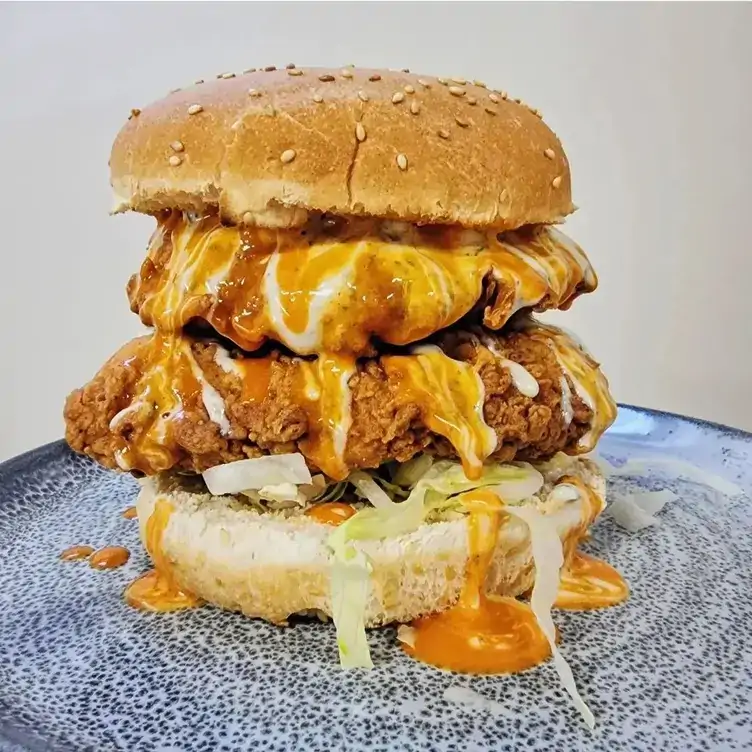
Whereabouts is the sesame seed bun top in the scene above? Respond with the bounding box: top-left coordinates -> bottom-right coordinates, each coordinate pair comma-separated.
110,66 -> 575,230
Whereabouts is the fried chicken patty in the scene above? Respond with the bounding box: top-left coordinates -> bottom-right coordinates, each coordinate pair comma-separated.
64,322 -> 614,479
127,211 -> 596,357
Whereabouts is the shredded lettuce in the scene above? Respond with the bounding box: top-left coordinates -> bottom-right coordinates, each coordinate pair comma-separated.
505,505 -> 595,728
329,540 -> 373,669
326,459 -> 545,670
393,454 -> 434,487
349,471 -> 395,509
203,453 -> 312,495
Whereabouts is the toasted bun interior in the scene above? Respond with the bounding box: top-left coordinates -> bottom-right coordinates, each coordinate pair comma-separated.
112,67 -> 574,230
135,458 -> 604,626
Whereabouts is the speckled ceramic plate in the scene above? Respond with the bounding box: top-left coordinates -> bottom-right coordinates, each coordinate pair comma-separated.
1,405 -> 751,752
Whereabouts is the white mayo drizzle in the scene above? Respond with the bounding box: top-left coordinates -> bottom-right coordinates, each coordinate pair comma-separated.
184,345 -> 231,436
560,376 -> 574,426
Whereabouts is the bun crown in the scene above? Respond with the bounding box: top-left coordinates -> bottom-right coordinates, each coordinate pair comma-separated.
111,67 -> 574,229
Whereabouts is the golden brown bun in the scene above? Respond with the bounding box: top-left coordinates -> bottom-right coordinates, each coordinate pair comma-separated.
134,457 -> 603,626
111,67 -> 574,230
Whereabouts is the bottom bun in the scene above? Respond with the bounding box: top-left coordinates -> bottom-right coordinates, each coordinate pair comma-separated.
135,456 -> 605,627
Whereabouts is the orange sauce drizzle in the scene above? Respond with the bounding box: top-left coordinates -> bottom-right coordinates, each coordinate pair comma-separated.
122,506 -> 138,520
129,213 -> 596,356
382,347 -> 497,480
555,552 -> 629,610
59,545 -> 94,561
305,502 -> 356,526
404,490 -> 551,674
124,498 -> 202,612
295,354 -> 356,480
89,546 -> 131,570
524,321 -> 617,451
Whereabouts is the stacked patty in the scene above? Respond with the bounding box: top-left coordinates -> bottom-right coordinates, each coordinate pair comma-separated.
64,67 -> 616,483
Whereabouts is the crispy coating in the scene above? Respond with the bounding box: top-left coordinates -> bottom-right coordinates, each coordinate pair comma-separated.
64,329 -> 594,477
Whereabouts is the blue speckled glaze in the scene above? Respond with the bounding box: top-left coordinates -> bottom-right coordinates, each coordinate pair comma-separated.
1,405 -> 751,751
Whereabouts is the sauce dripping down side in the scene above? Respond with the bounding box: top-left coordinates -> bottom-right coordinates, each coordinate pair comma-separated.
124,498 -> 202,612
403,490 -> 551,674
89,546 -> 131,570
305,502 -> 356,525
59,545 -> 94,561
383,346 -> 497,481
122,506 -> 138,520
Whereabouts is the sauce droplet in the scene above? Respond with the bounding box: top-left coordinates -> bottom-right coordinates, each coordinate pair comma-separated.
124,498 -> 201,612
555,551 -> 629,610
89,546 -> 131,570
404,490 -> 550,673
59,545 -> 94,561
122,506 -> 138,520
305,501 -> 356,526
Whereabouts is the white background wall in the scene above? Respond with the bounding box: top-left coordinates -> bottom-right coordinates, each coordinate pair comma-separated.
0,2 -> 750,461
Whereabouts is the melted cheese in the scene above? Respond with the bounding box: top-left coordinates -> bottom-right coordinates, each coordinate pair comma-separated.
382,346 -> 497,480
404,489 -> 551,673
131,213 -> 597,356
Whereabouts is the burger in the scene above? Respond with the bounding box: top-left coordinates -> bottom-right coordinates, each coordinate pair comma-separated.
64,65 -> 624,725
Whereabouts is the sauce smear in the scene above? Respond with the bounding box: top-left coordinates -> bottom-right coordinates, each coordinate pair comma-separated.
404,490 -> 550,673
124,498 -> 202,612
59,545 -> 94,561
555,551 -> 629,610
305,502 -> 356,526
89,546 -> 131,570
122,506 -> 138,520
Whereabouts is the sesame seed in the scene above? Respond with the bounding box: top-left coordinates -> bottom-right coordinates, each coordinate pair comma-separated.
474,80 -> 487,88
358,90 -> 369,102
449,86 -> 465,97
484,106 -> 497,116
286,63 -> 296,69
437,77 -> 448,85
488,93 -> 500,104
500,91 -> 509,100
168,155 -> 183,167
532,108 -> 543,119
417,78 -> 431,88
410,100 -> 421,115
129,108 -> 141,119
355,123 -> 366,142
369,73 -> 382,81
514,97 -> 522,104
263,66 -> 276,72
392,92 -> 405,104
438,129 -> 450,139
220,72 -> 235,79
281,149 -> 296,164
248,89 -> 262,98
455,115 -> 470,128
401,68 -> 410,73
404,84 -> 415,94
194,79 -> 205,84
544,148 -> 555,160
396,153 -> 408,170
242,212 -> 253,224
552,176 -> 562,188
170,140 -> 185,152
467,96 -> 477,106
451,76 -> 466,84
341,68 -> 354,78
169,88 -> 181,94
313,93 -> 324,103
242,68 -> 256,74
187,104 -> 203,115
319,74 -> 335,82
287,69 -> 304,76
